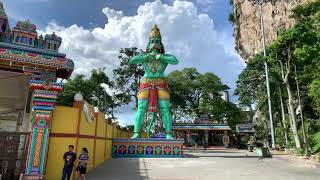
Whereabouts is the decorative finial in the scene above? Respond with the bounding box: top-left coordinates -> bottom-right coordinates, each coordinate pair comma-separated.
149,24 -> 161,39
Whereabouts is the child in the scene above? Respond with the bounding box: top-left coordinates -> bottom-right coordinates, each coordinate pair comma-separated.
76,147 -> 89,180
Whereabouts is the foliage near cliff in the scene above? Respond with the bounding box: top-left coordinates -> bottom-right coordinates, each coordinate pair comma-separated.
235,0 -> 320,153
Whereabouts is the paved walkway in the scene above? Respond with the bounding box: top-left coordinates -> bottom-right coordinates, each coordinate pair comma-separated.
87,149 -> 320,180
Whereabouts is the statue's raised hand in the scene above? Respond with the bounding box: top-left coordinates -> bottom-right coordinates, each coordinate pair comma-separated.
146,53 -> 154,61
158,54 -> 178,65
129,53 -> 147,64
156,54 -> 163,61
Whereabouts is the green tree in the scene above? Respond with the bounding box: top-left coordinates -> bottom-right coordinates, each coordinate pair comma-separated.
267,1 -> 320,150
268,31 -> 303,149
112,47 -> 144,108
234,0 -> 320,151
167,68 -> 243,129
309,80 -> 320,114
228,13 -> 235,24
167,68 -> 199,118
167,68 -> 225,118
234,54 -> 265,108
57,68 -> 117,115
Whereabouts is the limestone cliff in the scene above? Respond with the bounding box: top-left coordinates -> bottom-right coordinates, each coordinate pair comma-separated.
232,0 -> 310,62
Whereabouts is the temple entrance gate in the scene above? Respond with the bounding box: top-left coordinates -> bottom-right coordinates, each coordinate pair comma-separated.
0,2 -> 74,178
0,70 -> 31,179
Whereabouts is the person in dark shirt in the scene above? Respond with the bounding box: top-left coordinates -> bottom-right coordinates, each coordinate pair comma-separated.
236,135 -> 241,150
61,145 -> 77,180
76,147 -> 89,180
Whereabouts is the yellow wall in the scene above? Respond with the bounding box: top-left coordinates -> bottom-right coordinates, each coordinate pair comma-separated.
97,112 -> 106,137
79,111 -> 95,136
128,132 -> 133,138
112,125 -> 117,138
45,137 -> 76,180
45,105 -> 131,180
107,124 -> 113,138
95,139 -> 105,166
77,138 -> 94,172
105,140 -> 112,160
51,106 -> 78,134
46,106 -> 79,180
141,132 -> 148,138
122,131 -> 129,138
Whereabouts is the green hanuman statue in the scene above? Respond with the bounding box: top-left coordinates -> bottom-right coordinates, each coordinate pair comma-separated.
129,25 -> 178,139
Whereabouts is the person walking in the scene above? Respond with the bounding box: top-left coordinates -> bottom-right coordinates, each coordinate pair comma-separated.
61,145 -> 77,180
247,136 -> 256,152
76,147 -> 89,180
236,135 -> 241,150
202,138 -> 207,151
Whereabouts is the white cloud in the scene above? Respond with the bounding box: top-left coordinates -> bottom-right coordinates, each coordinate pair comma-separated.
102,7 -> 124,20
41,0 -> 244,125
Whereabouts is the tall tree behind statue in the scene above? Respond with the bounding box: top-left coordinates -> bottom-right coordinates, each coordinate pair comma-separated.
113,48 -> 145,108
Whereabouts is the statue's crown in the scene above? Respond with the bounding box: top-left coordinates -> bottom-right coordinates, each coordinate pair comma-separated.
149,24 -> 161,39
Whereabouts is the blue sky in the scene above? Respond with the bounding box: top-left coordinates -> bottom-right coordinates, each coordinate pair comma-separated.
5,0 -> 232,32
3,0 -> 245,125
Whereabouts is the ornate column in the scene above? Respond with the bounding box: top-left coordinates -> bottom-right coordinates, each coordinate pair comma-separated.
24,79 -> 63,178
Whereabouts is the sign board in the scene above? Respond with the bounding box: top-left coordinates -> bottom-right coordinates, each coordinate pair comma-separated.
194,117 -> 219,124
236,124 -> 253,133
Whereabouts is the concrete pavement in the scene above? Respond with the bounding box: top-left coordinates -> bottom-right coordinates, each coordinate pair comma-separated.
87,149 -> 320,180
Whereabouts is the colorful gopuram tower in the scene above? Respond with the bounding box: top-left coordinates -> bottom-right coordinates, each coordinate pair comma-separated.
0,1 -> 73,179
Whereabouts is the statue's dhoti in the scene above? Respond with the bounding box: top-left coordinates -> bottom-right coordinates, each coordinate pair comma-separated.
137,78 -> 170,112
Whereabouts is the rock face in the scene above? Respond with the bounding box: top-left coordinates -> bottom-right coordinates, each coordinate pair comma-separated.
232,0 -> 310,62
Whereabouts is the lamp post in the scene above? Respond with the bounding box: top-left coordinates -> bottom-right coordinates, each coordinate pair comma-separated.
250,0 -> 275,149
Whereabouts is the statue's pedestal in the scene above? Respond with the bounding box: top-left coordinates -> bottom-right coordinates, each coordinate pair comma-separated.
112,138 -> 184,158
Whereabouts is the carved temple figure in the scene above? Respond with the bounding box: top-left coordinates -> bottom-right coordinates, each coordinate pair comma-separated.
129,25 -> 178,139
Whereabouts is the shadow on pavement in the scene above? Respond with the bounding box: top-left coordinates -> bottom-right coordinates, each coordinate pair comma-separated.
184,154 -> 264,159
195,155 -> 262,159
183,154 -> 200,158
185,150 -> 241,154
87,158 -> 149,180
183,150 -> 266,159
